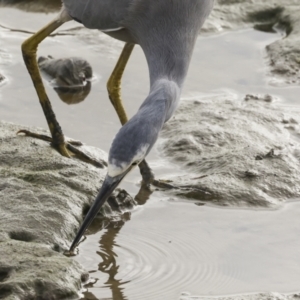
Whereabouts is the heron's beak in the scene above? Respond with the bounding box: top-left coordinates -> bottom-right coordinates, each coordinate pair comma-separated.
69,171 -> 129,252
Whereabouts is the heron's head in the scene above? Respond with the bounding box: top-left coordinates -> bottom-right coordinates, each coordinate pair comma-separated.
109,116 -> 155,174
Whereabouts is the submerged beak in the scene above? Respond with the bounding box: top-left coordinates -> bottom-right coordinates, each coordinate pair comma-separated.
69,172 -> 128,252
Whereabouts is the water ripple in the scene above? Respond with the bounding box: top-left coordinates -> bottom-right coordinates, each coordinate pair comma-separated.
75,200 -> 300,300
78,213 -> 242,300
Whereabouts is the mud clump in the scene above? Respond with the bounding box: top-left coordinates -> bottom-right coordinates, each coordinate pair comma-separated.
38,56 -> 92,87
38,56 -> 93,105
0,121 -> 135,299
244,94 -> 275,102
159,93 -> 300,208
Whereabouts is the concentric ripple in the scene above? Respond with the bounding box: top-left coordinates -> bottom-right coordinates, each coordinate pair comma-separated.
76,200 -> 300,300
110,226 -> 237,300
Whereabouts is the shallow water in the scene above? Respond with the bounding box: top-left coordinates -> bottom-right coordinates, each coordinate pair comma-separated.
1,7 -> 300,300
77,201 -> 300,299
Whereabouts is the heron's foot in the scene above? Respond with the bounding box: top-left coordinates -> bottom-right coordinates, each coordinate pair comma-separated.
138,159 -> 175,189
63,249 -> 77,257
17,129 -> 83,146
141,176 -> 176,190
18,129 -> 72,157
17,129 -> 105,168
152,179 -> 176,189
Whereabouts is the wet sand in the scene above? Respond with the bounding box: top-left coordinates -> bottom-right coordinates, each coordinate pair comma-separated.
1,4 -> 300,300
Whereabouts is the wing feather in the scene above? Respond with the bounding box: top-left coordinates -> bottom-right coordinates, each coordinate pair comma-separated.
63,0 -> 132,30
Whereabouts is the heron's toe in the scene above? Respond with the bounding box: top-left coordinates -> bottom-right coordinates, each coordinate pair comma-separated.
152,179 -> 176,190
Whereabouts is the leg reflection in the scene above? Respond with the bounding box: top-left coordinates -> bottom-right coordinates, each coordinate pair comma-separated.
83,185 -> 154,300
98,218 -> 129,300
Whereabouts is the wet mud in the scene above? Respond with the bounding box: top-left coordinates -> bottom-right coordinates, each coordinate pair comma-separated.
159,93 -> 300,207
0,121 -> 135,299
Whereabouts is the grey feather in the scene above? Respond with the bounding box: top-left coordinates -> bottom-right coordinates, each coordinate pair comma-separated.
63,0 -> 133,30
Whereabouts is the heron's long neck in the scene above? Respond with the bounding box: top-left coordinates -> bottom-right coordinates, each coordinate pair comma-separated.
145,44 -> 195,89
140,43 -> 196,124
140,20 -> 198,89
139,27 -> 198,124
136,18 -> 200,128
138,78 -> 180,127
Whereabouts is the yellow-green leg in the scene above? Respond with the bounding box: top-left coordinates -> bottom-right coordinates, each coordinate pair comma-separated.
106,43 -> 174,189
19,15 -> 105,168
21,17 -> 70,157
107,42 -> 134,126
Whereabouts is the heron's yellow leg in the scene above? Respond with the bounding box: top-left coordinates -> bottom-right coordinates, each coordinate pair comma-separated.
19,16 -> 106,169
21,18 -> 70,157
107,42 -> 134,125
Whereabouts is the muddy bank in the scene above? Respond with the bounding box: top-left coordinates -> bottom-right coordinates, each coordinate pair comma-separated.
0,0 -> 61,13
204,0 -> 300,85
159,93 -> 300,207
181,292 -> 300,300
0,121 -> 134,299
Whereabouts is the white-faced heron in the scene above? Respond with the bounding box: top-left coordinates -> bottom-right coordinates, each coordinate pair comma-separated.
20,0 -> 214,252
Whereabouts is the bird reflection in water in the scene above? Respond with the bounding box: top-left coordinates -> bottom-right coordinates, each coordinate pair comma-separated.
81,184 -> 154,300
38,55 -> 92,104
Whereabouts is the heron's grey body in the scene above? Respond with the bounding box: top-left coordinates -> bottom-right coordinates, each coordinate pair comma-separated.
62,0 -> 214,251
63,0 -> 213,174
